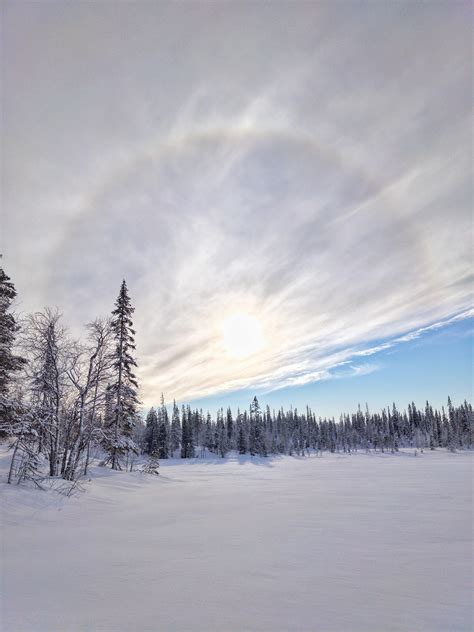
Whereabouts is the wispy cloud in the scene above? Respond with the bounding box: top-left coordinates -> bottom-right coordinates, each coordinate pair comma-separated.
3,2 -> 471,406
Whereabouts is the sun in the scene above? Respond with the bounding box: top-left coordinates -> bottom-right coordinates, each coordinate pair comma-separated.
221,312 -> 264,358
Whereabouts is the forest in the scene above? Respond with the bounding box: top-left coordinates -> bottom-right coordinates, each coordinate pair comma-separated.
1,261 -> 472,488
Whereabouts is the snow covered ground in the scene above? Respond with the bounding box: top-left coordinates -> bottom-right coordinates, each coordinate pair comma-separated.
1,447 -> 472,632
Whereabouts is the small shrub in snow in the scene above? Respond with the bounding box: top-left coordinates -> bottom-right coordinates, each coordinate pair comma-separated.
140,456 -> 160,476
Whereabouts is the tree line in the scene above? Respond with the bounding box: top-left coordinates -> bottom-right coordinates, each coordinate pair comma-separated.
0,260 -> 472,488
142,394 -> 472,460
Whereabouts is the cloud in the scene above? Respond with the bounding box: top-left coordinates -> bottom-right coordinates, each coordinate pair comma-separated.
2,2 -> 472,406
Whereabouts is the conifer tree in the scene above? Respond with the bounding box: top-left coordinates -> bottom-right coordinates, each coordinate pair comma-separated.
170,399 -> 181,456
249,396 -> 267,456
235,409 -> 247,454
186,405 -> 195,457
238,424 -> 247,454
157,394 -> 170,458
226,407 -> 233,446
181,404 -> 195,458
180,405 -> 187,458
204,413 -> 214,453
0,261 -> 25,425
216,409 -> 227,457
108,280 -> 139,470
145,407 -> 159,455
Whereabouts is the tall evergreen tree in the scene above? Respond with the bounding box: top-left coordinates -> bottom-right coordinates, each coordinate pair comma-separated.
180,405 -> 188,458
180,404 -> 195,458
0,261 -> 25,424
216,409 -> 227,457
226,407 -> 234,447
157,393 -> 170,458
170,399 -> 181,456
145,407 -> 159,455
186,405 -> 195,458
237,424 -> 247,454
108,280 -> 139,470
235,409 -> 247,454
203,412 -> 214,453
249,396 -> 267,456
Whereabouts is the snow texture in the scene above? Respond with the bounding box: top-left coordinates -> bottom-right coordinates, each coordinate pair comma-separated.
1,447 -> 472,631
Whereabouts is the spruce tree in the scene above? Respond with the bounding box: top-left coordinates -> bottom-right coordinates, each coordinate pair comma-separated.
108,280 -> 139,470
145,407 -> 159,455
226,407 -> 233,446
216,409 -> 227,457
0,261 -> 25,425
203,413 -> 214,454
181,405 -> 189,458
170,399 -> 181,456
158,412 -> 169,459
186,406 -> 195,457
157,394 -> 170,459
238,424 -> 247,454
236,410 -> 247,454
249,396 -> 267,456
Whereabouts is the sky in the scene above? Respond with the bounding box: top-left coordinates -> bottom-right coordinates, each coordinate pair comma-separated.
2,2 -> 472,416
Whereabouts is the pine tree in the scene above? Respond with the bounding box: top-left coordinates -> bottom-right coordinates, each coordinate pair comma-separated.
192,409 -> 202,448
180,405 -> 188,458
0,260 -> 26,426
226,407 -> 234,448
236,410 -> 247,454
460,400 -> 473,448
145,407 -> 159,455
238,424 -> 247,454
170,399 -> 181,456
216,409 -> 227,457
203,413 -> 214,454
186,406 -> 195,458
108,280 -> 139,470
249,396 -> 267,456
157,394 -> 170,458
180,405 -> 195,458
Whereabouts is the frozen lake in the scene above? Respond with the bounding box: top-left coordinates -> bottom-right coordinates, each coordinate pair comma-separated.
1,448 -> 472,631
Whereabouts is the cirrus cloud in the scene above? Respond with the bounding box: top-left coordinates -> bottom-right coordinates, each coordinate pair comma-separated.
2,1 -> 472,406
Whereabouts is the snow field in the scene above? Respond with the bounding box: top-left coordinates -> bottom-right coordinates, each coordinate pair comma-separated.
1,448 -> 472,631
